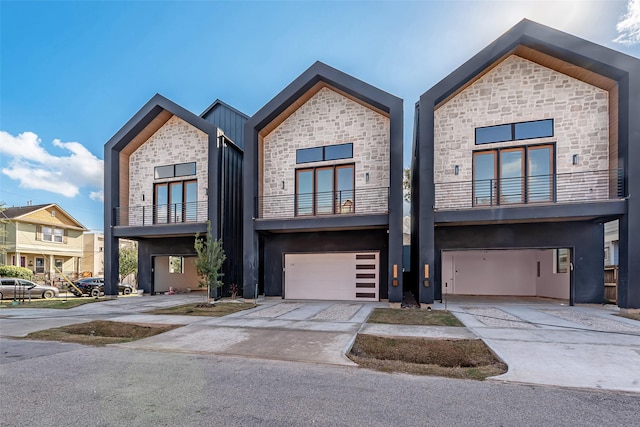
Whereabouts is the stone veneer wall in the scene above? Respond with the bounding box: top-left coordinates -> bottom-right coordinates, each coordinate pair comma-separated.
434,55 -> 609,209
128,115 -> 208,225
262,87 -> 390,218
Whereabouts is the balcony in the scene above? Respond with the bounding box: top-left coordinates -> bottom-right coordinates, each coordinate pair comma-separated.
114,201 -> 208,226
256,187 -> 389,220
435,169 -> 624,211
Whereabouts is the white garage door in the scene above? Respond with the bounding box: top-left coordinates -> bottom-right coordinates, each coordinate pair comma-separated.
284,252 -> 379,301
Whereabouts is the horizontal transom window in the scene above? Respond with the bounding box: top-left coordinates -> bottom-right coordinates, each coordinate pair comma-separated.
154,162 -> 196,179
476,119 -> 553,145
296,143 -> 353,164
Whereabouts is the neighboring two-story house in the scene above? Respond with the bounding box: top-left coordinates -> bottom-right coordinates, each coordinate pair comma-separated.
81,232 -> 104,277
242,62 -> 404,303
412,19 -> 640,309
1,203 -> 87,279
104,95 -> 246,295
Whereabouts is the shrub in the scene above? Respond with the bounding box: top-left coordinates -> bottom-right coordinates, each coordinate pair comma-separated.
0,265 -> 35,280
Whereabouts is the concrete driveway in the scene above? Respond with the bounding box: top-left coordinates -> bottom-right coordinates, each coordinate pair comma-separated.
439,297 -> 640,393
2,294 -> 639,392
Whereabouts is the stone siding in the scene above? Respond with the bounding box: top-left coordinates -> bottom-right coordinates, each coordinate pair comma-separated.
434,55 -> 609,209
261,87 -> 390,218
128,115 -> 208,225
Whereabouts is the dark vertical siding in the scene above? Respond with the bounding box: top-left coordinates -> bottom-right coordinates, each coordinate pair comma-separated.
218,137 -> 243,295
202,103 -> 247,148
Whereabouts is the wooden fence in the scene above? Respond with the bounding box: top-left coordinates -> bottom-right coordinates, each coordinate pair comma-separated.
604,265 -> 618,304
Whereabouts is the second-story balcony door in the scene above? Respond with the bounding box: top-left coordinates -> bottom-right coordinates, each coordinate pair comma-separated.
295,164 -> 355,216
155,180 -> 197,224
473,144 -> 554,207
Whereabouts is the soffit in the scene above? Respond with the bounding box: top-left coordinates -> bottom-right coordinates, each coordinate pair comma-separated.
258,82 -> 390,138
435,45 -> 618,111
120,110 -> 174,156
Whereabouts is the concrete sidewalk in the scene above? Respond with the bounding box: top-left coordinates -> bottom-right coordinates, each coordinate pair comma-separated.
1,295 -> 639,392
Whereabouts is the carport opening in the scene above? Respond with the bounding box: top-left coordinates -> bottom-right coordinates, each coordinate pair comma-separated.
441,248 -> 570,300
153,255 -> 199,294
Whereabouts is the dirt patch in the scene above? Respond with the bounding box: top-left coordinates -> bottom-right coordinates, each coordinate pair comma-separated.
367,308 -> 463,326
349,334 -> 507,380
0,298 -> 105,309
23,320 -> 181,346
616,313 -> 640,321
146,302 -> 255,316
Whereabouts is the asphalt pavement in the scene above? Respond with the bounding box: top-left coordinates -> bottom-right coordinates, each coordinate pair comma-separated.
1,294 -> 639,393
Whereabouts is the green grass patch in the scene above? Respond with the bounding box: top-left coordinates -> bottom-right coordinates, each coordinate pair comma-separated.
0,298 -> 105,309
146,302 -> 256,317
616,312 -> 640,321
23,320 -> 181,346
367,308 -> 464,326
349,334 -> 506,380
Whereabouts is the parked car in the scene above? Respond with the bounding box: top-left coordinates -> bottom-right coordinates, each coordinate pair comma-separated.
0,278 -> 60,300
68,277 -> 133,297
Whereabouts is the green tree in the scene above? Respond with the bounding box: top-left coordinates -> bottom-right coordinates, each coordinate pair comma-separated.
403,168 -> 411,202
119,241 -> 138,286
194,221 -> 226,304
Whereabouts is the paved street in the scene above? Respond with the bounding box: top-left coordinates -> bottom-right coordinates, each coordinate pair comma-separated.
1,339 -> 639,427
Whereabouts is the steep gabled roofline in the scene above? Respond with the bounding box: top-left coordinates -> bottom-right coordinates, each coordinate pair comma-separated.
1,203 -> 87,230
247,61 -> 402,132
105,93 -> 218,153
421,18 -> 640,106
200,99 -> 250,120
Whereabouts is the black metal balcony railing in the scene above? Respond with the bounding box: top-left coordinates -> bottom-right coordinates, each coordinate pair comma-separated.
435,169 -> 624,210
114,201 -> 208,226
256,187 -> 389,219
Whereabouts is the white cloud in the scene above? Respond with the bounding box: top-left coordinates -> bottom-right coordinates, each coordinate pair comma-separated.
0,130 -> 103,199
89,191 -> 104,202
614,0 -> 640,45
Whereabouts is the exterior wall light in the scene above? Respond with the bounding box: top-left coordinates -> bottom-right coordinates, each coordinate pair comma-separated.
454,165 -> 459,175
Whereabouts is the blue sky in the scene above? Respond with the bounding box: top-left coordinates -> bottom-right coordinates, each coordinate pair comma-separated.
1,0 -> 639,232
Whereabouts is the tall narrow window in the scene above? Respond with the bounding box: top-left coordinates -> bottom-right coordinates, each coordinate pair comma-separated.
35,258 -> 45,274
155,184 -> 169,224
528,145 -> 553,202
473,152 -> 496,206
315,168 -> 334,215
336,165 -> 354,213
500,148 -> 524,204
296,170 -> 313,216
185,180 -> 198,221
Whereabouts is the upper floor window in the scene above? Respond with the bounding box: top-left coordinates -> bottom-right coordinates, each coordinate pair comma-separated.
154,162 -> 196,179
296,164 -> 354,216
473,144 -> 554,206
475,119 -> 553,145
154,180 -> 198,224
37,226 -> 66,243
296,143 -> 353,164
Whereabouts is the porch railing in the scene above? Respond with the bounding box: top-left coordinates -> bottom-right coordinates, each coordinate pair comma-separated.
434,169 -> 624,210
256,187 -> 389,219
114,201 -> 208,226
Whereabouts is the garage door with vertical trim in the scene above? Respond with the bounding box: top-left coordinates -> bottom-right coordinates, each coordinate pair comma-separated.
284,252 -> 379,301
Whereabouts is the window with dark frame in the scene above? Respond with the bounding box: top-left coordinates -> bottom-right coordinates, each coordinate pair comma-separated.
154,179 -> 198,224
154,162 -> 196,179
472,143 -> 554,206
296,143 -> 353,164
475,119 -> 553,145
295,164 -> 354,216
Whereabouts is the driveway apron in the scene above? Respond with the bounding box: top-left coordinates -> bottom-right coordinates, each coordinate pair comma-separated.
445,300 -> 640,393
